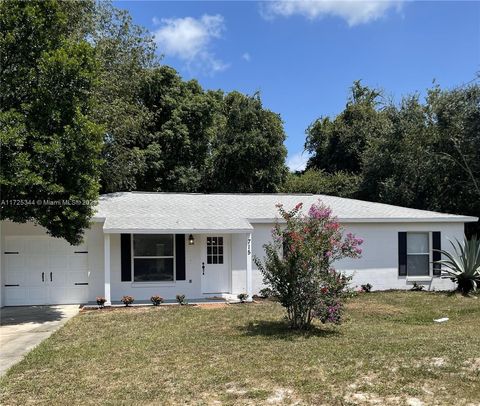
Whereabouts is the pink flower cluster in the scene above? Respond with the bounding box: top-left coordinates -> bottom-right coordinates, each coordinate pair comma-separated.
343,232 -> 363,256
308,205 -> 332,219
272,199 -> 363,260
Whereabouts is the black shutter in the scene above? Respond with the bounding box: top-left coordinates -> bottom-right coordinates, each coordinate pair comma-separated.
175,234 -> 186,280
432,231 -> 441,276
121,234 -> 132,282
398,232 -> 407,276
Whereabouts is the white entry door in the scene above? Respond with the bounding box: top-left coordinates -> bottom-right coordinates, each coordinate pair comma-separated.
202,235 -> 229,294
4,236 -> 89,306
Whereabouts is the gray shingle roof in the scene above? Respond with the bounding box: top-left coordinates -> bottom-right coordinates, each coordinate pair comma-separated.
94,192 -> 477,232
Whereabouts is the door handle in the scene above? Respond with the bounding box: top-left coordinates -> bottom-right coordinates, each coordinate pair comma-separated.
50,272 -> 53,282
42,272 -> 44,282
202,262 -> 205,275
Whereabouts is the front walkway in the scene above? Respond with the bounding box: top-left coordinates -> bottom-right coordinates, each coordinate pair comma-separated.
0,305 -> 80,376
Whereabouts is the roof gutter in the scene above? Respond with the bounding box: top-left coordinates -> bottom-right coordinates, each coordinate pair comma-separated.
248,216 -> 478,224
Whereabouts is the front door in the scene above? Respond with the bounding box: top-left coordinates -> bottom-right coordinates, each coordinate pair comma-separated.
202,235 -> 229,294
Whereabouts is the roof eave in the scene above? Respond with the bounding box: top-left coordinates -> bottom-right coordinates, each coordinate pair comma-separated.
248,216 -> 478,224
102,227 -> 253,234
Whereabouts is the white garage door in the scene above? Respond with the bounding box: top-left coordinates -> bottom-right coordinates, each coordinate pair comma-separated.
4,236 -> 89,306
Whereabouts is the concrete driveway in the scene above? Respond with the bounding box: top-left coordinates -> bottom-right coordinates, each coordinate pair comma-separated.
0,305 -> 80,376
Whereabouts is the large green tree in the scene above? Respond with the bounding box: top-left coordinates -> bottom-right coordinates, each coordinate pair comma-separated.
301,79 -> 480,234
0,0 -> 103,244
282,169 -> 361,198
209,91 -> 288,192
361,84 -> 480,234
89,2 -> 158,193
137,66 -> 221,191
305,81 -> 389,174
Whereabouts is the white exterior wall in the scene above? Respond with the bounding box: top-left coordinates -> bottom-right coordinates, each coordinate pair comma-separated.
249,221 -> 465,292
0,219 -> 467,306
336,222 -> 462,291
109,233 -> 205,301
231,233 -> 247,294
231,224 -> 271,295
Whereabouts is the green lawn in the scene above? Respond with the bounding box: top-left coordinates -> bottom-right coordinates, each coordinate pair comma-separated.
1,292 -> 479,405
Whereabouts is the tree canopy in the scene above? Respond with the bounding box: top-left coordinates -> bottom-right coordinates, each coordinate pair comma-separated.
294,80 -> 480,235
0,0 -> 103,244
209,92 -> 288,193
2,0 -> 477,242
1,0 -> 289,242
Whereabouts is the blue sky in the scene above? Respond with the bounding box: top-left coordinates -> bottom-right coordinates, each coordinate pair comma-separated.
116,1 -> 480,171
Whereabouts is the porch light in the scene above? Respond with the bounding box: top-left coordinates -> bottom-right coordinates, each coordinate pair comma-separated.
188,234 -> 195,245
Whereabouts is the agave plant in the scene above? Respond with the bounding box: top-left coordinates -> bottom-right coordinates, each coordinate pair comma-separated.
435,235 -> 480,294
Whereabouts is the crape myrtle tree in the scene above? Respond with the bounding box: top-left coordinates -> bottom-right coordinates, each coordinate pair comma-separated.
254,200 -> 363,330
0,0 -> 103,245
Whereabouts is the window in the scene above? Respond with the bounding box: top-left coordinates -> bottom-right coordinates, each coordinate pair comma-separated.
407,233 -> 430,276
133,235 -> 175,282
207,237 -> 223,264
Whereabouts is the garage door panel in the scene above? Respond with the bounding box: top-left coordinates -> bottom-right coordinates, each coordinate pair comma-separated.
5,287 -> 26,305
5,238 -> 23,253
69,255 -> 88,270
5,236 -> 89,306
5,254 -> 24,270
49,238 -> 70,252
51,271 -> 67,285
25,270 -> 43,285
49,287 -> 85,304
27,238 -> 49,255
69,271 -> 89,284
5,269 -> 25,285
66,287 -> 87,302
26,255 -> 49,272
50,255 -> 69,269
27,287 -> 48,303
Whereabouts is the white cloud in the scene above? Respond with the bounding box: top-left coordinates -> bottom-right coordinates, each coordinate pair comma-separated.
153,14 -> 228,74
261,0 -> 403,26
287,151 -> 310,172
242,52 -> 251,62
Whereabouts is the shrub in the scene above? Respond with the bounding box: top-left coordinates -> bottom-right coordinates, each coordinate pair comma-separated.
435,235 -> 480,294
237,293 -> 249,303
96,296 -> 107,307
258,287 -> 275,299
410,282 -> 425,291
360,283 -> 372,293
176,294 -> 188,305
121,295 -> 134,306
150,295 -> 164,306
254,200 -> 362,330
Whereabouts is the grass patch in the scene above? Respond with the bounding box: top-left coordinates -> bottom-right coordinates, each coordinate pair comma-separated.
1,291 -> 479,405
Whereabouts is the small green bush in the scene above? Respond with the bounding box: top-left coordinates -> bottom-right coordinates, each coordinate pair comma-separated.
176,294 -> 188,305
121,295 -> 134,306
237,293 -> 249,303
360,283 -> 372,293
258,287 -> 275,298
410,282 -> 425,291
150,295 -> 164,306
96,296 -> 107,307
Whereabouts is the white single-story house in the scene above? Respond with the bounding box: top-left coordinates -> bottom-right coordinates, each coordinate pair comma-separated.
0,192 -> 477,307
